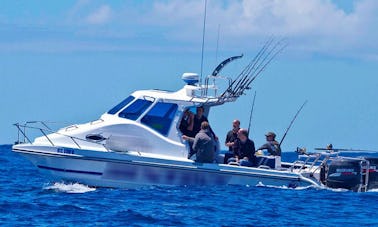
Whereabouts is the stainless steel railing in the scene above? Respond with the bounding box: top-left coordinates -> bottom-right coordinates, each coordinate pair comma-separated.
14,121 -> 109,151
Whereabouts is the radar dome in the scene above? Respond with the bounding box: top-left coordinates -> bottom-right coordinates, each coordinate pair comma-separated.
182,73 -> 199,85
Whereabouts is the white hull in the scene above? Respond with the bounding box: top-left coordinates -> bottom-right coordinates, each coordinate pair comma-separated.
12,48 -> 376,192
12,51 -> 323,189
13,145 -> 320,189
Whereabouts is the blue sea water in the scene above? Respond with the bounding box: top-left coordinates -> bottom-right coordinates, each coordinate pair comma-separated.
1,144 -> 378,226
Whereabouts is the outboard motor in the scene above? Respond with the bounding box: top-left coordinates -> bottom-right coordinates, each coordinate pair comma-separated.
326,158 -> 365,191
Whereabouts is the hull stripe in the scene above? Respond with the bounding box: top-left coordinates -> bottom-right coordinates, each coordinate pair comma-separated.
37,165 -> 103,176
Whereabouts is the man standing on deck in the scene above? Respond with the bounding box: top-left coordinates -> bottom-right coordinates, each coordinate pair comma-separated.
183,121 -> 215,163
224,119 -> 240,164
179,109 -> 195,137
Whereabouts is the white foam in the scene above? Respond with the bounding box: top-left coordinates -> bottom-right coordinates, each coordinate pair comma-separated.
44,182 -> 96,193
254,182 -> 316,190
324,187 -> 349,192
367,188 -> 378,192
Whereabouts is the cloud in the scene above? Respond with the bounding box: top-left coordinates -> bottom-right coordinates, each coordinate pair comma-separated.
1,0 -> 377,59
85,5 -> 112,25
136,0 -> 378,59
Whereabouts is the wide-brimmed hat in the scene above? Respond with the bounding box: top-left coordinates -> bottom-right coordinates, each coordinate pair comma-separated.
265,132 -> 276,138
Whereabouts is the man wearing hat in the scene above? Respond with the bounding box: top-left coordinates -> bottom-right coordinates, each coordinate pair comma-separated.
257,131 -> 281,156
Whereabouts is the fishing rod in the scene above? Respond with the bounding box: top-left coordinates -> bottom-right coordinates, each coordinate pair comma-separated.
279,100 -> 308,147
220,37 -> 274,98
314,147 -> 378,152
243,40 -> 287,90
247,91 -> 257,136
238,39 -> 288,95
238,37 -> 275,81
225,38 -> 273,95
222,37 -> 287,99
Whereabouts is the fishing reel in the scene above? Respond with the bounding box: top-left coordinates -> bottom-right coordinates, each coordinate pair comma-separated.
296,147 -> 307,155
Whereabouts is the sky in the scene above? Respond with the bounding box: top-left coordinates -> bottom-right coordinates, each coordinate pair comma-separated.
1,0 -> 378,152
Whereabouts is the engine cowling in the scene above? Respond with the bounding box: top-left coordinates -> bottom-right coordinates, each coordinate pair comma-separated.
326,157 -> 378,191
365,157 -> 378,190
326,158 -> 363,191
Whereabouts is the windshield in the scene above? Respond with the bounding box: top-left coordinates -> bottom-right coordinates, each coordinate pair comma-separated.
107,96 -> 135,115
118,98 -> 153,120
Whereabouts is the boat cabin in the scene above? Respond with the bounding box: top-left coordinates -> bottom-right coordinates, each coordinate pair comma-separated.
100,73 -> 229,158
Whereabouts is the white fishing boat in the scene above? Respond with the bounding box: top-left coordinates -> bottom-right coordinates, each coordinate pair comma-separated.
12,41 -> 377,191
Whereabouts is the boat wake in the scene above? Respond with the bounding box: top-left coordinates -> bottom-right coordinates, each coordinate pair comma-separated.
43,182 -> 96,193
254,182 -> 378,193
367,188 -> 378,192
254,182 -> 316,191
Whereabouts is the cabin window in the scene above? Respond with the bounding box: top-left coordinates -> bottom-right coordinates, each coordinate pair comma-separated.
118,99 -> 153,120
107,96 -> 135,115
141,102 -> 178,136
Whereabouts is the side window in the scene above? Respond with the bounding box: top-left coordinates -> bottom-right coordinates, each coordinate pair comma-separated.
107,96 -> 135,115
141,102 -> 178,136
119,99 -> 153,120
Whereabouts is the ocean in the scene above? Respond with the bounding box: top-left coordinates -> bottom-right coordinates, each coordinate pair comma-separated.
1,144 -> 378,226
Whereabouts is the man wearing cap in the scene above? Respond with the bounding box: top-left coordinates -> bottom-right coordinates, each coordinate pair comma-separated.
257,131 -> 281,156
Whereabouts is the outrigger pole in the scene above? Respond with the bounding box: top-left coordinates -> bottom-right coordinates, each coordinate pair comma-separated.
279,100 -> 308,147
211,54 -> 243,77
247,91 -> 257,136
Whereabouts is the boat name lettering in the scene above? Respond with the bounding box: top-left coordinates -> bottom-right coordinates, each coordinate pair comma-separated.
336,168 -> 355,173
57,148 -> 75,154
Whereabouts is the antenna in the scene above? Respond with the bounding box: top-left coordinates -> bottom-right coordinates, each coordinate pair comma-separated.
200,0 -> 207,85
215,24 -> 220,63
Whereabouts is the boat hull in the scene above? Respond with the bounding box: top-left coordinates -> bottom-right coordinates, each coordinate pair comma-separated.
13,145 -> 319,189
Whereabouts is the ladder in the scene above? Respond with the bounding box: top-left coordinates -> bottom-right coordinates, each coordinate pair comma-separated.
358,160 -> 370,192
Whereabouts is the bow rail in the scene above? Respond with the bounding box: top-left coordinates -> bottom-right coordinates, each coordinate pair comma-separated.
13,121 -> 109,151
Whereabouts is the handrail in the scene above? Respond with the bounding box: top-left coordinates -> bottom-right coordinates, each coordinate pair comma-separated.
13,121 -> 109,151
292,152 -> 336,174
186,75 -> 233,102
359,160 -> 370,192
203,75 -> 232,97
65,124 -> 79,131
39,128 -> 55,146
14,123 -> 32,144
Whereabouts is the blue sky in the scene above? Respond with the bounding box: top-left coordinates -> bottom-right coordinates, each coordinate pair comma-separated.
1,0 -> 378,151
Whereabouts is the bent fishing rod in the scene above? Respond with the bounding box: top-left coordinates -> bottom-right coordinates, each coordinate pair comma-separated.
279,100 -> 308,147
